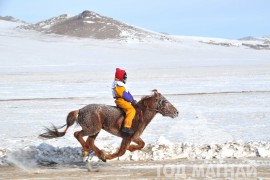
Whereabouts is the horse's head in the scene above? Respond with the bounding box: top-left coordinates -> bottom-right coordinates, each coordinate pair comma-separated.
153,90 -> 179,118
140,89 -> 179,118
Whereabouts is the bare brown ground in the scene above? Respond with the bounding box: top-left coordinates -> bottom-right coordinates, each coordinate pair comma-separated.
1,158 -> 270,179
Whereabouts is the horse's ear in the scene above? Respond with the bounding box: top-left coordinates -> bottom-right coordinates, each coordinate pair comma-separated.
152,89 -> 160,100
152,89 -> 158,94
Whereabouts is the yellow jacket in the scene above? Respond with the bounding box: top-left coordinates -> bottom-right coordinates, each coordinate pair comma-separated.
112,80 -> 134,102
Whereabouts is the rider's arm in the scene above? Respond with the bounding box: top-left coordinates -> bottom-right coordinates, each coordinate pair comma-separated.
114,86 -> 134,102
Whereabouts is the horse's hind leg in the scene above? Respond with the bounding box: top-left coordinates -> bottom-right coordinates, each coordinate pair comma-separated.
86,134 -> 107,162
74,130 -> 89,157
128,137 -> 145,152
105,137 -> 132,160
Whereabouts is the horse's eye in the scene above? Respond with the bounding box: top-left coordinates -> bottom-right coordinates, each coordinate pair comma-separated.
163,100 -> 168,104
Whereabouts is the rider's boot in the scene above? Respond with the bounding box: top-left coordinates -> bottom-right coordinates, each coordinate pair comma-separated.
121,126 -> 135,135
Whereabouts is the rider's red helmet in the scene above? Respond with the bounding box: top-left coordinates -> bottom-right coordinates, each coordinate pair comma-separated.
115,68 -> 126,81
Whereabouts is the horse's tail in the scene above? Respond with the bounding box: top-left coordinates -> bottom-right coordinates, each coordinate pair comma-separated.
39,110 -> 79,139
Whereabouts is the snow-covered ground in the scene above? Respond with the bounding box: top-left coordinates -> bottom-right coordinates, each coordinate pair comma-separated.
1,20 -> 270,166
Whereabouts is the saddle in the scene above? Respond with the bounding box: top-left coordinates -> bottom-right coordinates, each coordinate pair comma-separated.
115,106 -> 126,116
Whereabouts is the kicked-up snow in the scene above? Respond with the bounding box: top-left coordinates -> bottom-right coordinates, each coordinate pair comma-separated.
1,138 -> 270,167
0,19 -> 270,167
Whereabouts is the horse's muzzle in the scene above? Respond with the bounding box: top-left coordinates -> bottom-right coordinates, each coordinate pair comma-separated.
170,109 -> 179,118
176,110 -> 179,117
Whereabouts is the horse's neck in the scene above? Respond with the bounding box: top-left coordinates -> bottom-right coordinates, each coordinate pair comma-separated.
141,108 -> 157,126
137,97 -> 158,127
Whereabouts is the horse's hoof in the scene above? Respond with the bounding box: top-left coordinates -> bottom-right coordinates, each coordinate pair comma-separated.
82,151 -> 89,162
100,154 -> 107,162
83,155 -> 89,162
82,150 -> 89,156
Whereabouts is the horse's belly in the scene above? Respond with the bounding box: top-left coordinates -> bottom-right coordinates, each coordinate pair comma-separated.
102,112 -> 125,137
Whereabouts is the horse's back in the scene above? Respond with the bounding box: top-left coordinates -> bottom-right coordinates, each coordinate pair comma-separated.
79,104 -> 123,119
77,104 -> 124,136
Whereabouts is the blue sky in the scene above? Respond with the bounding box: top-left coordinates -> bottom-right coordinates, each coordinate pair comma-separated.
0,0 -> 269,39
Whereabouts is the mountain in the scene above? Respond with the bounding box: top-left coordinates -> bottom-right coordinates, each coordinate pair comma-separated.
237,36 -> 270,50
19,14 -> 70,32
239,36 -> 270,42
18,10 -> 171,41
0,16 -> 25,23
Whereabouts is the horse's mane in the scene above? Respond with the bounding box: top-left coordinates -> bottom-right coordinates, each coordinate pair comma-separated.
138,89 -> 159,107
140,94 -> 153,101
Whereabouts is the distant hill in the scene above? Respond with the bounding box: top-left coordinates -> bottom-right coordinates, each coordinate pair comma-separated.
239,36 -> 270,42
18,10 -> 171,41
237,36 -> 270,50
0,16 -> 25,23
3,11 -> 269,49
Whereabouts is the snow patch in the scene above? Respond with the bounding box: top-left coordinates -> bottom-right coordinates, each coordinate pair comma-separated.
83,20 -> 95,24
1,138 -> 270,167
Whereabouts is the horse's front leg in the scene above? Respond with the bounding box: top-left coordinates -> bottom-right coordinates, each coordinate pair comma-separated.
128,137 -> 145,152
105,137 -> 132,160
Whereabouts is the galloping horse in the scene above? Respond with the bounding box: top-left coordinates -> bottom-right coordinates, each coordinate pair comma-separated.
40,90 -> 179,162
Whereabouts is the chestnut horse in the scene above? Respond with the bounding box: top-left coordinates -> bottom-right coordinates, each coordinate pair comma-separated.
40,90 -> 179,162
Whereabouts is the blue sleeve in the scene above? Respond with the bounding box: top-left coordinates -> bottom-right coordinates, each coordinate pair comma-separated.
122,91 -> 134,102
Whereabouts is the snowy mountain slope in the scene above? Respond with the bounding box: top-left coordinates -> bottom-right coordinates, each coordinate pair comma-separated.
237,36 -> 270,50
19,14 -> 70,31
198,36 -> 270,50
18,10 -> 171,41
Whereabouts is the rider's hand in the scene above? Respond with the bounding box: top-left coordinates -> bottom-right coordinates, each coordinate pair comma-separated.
131,100 -> 137,107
